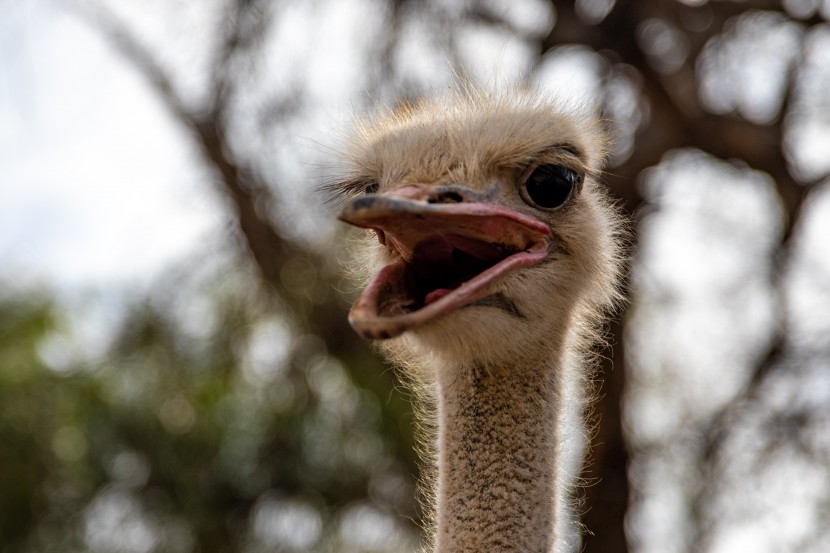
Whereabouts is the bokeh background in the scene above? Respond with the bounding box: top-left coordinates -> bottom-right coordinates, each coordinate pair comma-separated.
1,1 -> 829,552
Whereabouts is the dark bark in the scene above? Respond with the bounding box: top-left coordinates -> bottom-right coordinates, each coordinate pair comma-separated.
533,2 -> 824,551
581,316 -> 630,553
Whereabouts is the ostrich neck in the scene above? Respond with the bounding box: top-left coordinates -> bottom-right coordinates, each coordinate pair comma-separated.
434,348 -> 566,553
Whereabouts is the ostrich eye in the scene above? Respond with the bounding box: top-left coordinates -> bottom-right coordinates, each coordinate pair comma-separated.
521,164 -> 579,209
364,181 -> 379,194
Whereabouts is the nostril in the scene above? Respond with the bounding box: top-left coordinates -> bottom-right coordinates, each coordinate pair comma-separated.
428,191 -> 465,204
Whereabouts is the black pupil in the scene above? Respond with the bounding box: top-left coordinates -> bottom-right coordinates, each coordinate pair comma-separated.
523,164 -> 576,209
364,181 -> 379,194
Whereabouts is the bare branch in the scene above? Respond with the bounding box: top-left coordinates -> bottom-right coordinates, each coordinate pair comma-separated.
70,1 -> 296,299
70,1 -> 196,129
209,0 -> 274,115
535,3 -> 823,552
71,1 -> 372,367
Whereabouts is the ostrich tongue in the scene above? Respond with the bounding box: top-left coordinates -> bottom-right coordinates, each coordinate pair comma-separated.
339,194 -> 551,340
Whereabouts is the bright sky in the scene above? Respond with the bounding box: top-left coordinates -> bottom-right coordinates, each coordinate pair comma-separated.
0,3 -> 222,293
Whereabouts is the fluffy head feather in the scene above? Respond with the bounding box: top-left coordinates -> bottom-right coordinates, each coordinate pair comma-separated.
329,86 -> 626,370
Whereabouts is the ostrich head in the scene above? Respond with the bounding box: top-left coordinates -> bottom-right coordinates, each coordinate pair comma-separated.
330,88 -> 623,366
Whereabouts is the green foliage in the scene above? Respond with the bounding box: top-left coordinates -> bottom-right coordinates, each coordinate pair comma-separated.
0,267 -> 420,553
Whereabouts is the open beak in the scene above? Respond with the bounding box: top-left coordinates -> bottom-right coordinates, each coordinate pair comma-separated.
338,186 -> 551,340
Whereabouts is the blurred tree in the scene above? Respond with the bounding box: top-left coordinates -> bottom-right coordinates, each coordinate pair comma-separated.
0,259 -> 420,552
2,0 -> 828,552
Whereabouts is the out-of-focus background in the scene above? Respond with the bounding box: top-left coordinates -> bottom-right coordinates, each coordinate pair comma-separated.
1,1 -> 829,552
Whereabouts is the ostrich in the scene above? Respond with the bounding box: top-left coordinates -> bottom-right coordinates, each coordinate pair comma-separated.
328,86 -> 625,553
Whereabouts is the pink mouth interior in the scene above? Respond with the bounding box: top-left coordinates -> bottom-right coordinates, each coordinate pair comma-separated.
379,233 -> 526,312
340,197 -> 550,339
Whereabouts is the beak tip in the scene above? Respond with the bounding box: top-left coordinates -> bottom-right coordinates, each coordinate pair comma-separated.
338,194 -> 380,225
350,321 -> 398,341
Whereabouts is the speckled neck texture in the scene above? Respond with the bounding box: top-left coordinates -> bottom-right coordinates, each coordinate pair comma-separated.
434,357 -> 563,553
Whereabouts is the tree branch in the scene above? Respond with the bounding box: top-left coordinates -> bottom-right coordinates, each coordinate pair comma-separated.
208,0 -> 273,115
71,1 -> 196,129
536,2 -> 822,552
71,2 -> 367,348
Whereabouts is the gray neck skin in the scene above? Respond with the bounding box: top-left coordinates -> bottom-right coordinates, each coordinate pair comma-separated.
434,355 -> 563,553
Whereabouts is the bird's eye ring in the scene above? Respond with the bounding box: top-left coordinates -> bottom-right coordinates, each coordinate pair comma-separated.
519,164 -> 580,210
